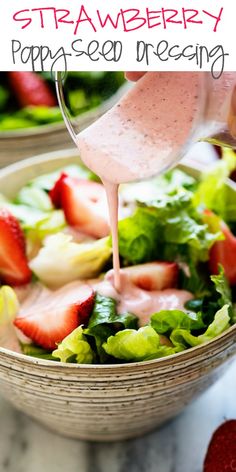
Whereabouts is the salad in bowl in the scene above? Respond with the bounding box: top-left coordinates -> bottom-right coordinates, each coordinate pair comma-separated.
0,148 -> 235,365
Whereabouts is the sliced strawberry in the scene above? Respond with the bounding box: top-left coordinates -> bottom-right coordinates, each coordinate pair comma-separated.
8,72 -> 57,108
122,262 -> 179,291
204,420 -> 236,472
60,176 -> 110,238
0,209 -> 32,286
208,217 -> 236,285
49,172 -> 68,208
14,283 -> 94,350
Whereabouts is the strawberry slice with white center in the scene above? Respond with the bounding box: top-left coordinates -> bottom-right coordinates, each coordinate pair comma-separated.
121,262 -> 179,291
50,174 -> 110,239
0,209 -> 32,286
14,283 -> 94,350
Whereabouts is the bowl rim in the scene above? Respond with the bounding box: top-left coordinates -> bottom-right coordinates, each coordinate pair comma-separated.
0,148 -> 235,370
0,322 -> 235,370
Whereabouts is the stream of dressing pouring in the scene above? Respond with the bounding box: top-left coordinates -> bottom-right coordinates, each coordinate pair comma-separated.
76,72 -> 205,291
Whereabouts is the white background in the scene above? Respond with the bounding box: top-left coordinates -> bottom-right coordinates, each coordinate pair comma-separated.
0,0 -> 235,71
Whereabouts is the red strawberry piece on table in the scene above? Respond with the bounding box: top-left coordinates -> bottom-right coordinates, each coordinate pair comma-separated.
8,72 -> 57,108
0,209 -> 32,286
52,174 -> 110,239
14,284 -> 95,350
208,217 -> 236,286
122,262 -> 179,291
203,420 -> 236,472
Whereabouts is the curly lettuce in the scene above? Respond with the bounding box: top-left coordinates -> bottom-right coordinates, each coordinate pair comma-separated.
170,304 -> 230,349
84,294 -> 138,362
0,286 -> 20,352
52,326 -> 94,363
103,326 -> 164,361
30,233 -> 112,288
118,187 -> 221,266
0,286 -> 19,324
150,309 -> 205,334
194,148 -> 236,223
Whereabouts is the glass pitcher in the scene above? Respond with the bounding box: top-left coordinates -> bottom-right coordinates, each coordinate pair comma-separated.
55,71 -> 236,183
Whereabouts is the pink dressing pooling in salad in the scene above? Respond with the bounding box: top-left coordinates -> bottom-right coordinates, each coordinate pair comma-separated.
91,271 -> 193,326
17,279 -> 193,329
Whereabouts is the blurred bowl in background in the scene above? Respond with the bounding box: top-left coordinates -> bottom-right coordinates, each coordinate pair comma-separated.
0,72 -> 128,168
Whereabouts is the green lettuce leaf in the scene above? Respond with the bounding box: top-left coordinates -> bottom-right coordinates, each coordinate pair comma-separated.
30,233 -> 112,288
118,187 -> 220,267
0,116 -> 35,130
21,344 -> 55,360
199,304 -> 230,342
194,148 -> 236,223
18,106 -> 62,124
103,326 -> 162,361
120,169 -> 196,204
88,294 -> 137,330
30,164 -> 99,191
0,198 -> 65,238
0,85 -> 9,111
26,210 -> 66,241
118,207 -> 160,264
84,294 -> 138,362
142,345 -> 180,360
162,168 -> 197,191
52,326 -> 94,363
15,187 -> 53,211
0,201 -> 47,227
150,309 -> 205,334
180,262 -> 212,298
170,304 -> 230,349
146,188 -> 221,261
210,266 -> 234,320
184,266 -> 234,327
0,286 -> 19,325
0,286 -> 21,352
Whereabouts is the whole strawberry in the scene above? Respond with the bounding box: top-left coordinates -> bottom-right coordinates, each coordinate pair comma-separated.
204,420 -> 236,471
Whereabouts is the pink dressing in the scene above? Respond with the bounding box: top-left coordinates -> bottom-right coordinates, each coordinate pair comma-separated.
0,325 -> 21,352
77,72 -> 203,184
92,271 -> 193,326
16,278 -> 193,330
102,180 -> 121,291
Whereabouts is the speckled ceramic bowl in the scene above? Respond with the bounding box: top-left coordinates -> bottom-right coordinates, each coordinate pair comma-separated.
0,149 -> 235,441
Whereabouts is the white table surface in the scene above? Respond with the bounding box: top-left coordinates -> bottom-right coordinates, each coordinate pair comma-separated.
0,360 -> 235,472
